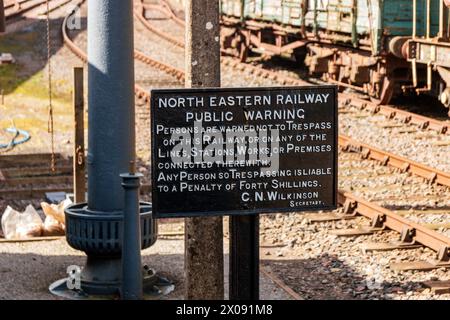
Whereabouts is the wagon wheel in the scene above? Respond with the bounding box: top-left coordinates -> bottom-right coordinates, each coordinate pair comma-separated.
294,47 -> 307,67
237,38 -> 249,62
370,76 -> 394,105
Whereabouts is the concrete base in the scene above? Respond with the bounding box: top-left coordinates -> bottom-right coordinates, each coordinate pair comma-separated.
49,266 -> 174,300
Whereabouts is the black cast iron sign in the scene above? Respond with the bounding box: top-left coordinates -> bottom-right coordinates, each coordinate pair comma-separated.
151,86 -> 338,218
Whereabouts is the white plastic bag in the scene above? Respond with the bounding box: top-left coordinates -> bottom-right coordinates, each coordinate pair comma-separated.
1,206 -> 20,239
1,205 -> 43,239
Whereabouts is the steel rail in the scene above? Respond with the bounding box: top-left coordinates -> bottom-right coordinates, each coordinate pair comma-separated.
337,191 -> 450,254
5,0 -> 52,20
4,0 -> 28,11
339,135 -> 450,187
260,267 -> 304,300
134,1 -> 185,49
340,97 -> 449,134
158,0 -> 185,27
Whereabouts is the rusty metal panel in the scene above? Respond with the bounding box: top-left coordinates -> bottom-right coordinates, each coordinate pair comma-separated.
220,0 -> 441,55
415,42 -> 450,69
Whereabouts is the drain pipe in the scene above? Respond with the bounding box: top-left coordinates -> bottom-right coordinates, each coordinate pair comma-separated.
121,162 -> 143,300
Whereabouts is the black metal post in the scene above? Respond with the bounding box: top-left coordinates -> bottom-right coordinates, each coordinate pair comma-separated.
120,164 -> 143,300
229,215 -> 260,300
0,0 -> 5,33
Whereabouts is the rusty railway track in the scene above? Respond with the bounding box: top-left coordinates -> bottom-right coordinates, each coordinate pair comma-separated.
134,1 -> 185,49
59,1 -> 450,271
5,0 -> 51,21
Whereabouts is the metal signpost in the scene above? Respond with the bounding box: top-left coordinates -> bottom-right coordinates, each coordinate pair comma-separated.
151,86 -> 338,299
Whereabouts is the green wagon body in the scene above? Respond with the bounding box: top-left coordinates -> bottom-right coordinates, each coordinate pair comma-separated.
220,0 -> 440,54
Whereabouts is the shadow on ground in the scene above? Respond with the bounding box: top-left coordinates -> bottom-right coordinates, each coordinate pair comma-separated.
0,249 -> 427,300
0,251 -> 184,300
262,253 -> 425,300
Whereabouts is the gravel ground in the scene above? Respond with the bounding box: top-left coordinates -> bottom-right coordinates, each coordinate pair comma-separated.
339,106 -> 450,173
338,152 -> 450,237
0,221 -> 292,300
259,212 -> 450,300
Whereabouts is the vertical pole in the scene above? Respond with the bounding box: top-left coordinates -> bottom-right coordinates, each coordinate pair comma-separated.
73,67 -> 85,203
83,0 -> 135,291
427,62 -> 432,90
88,0 -> 135,213
440,0 -> 445,38
412,0 -> 416,39
313,0 -> 318,37
185,0 -> 224,300
426,0 -> 431,38
121,162 -> 143,300
229,215 -> 260,300
0,0 -> 5,34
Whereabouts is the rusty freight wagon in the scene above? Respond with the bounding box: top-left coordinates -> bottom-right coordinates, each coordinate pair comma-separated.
220,0 -> 440,106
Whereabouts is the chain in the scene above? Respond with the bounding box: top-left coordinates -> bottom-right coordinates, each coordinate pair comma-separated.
45,0 -> 55,172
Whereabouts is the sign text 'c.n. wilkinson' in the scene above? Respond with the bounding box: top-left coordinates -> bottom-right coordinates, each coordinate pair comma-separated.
151,86 -> 338,218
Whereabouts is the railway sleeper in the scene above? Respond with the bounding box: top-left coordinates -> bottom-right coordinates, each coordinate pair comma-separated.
391,246 -> 450,271
362,227 -> 422,253
329,213 -> 386,237
306,199 -> 358,222
329,212 -> 450,272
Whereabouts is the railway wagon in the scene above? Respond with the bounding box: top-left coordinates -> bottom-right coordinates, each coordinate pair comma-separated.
220,0 -> 440,105
407,0 -> 450,115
